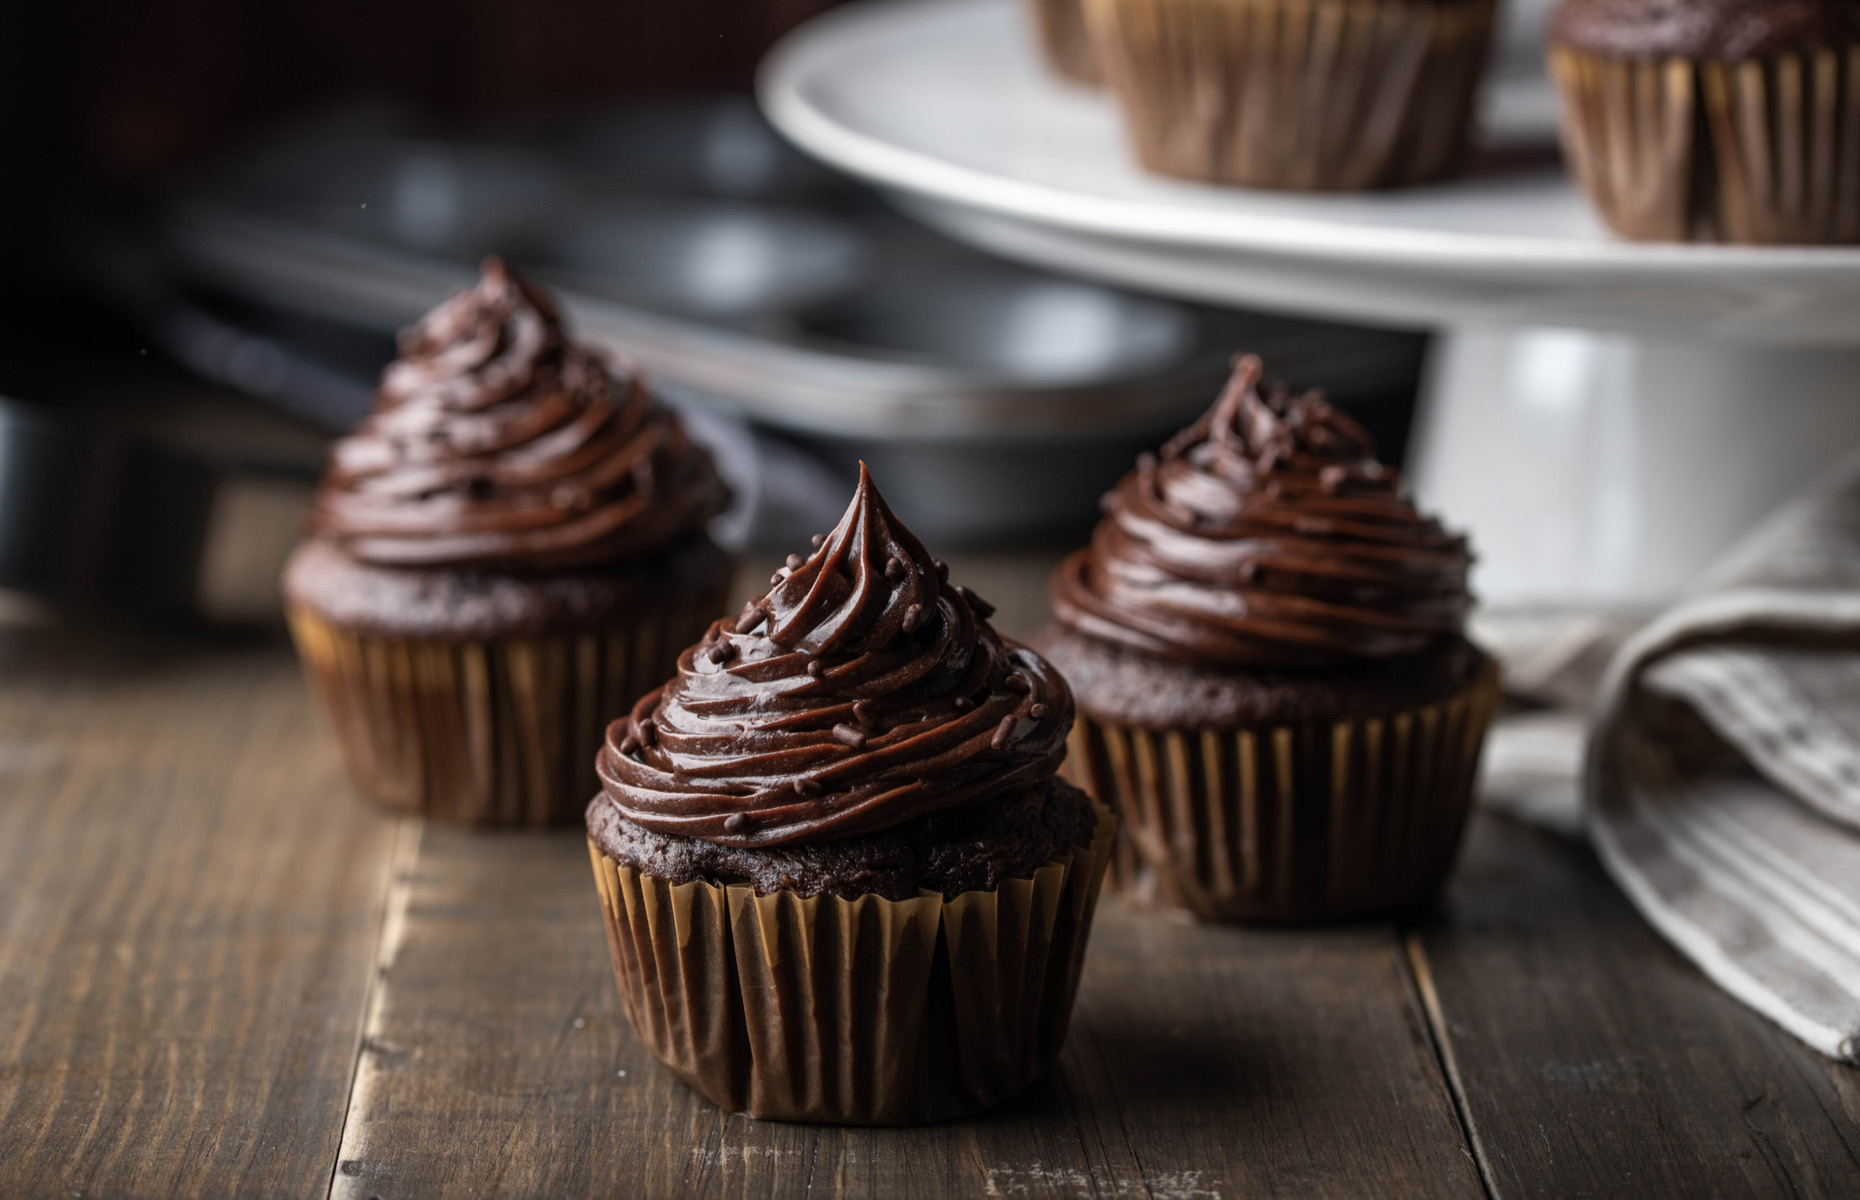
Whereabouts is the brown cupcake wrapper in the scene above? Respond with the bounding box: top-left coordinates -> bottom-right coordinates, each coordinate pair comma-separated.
589,803 -> 1116,1125
1026,0 -> 1106,85
1060,660 -> 1500,922
1551,47 -> 1860,244
1085,0 -> 1494,189
288,597 -> 723,827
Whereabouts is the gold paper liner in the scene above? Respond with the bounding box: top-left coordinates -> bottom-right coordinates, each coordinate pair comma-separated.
1060,660 -> 1500,922
1551,47 -> 1860,243
589,803 -> 1116,1125
1027,0 -> 1105,85
287,599 -> 723,827
1084,0 -> 1494,189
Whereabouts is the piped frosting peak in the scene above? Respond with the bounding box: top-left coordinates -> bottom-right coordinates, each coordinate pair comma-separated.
311,258 -> 727,572
1051,355 -> 1473,669
598,464 -> 1073,847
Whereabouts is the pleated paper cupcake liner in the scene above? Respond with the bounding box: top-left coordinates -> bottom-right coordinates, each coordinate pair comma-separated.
1552,47 -> 1860,243
288,599 -> 722,827
589,803 -> 1116,1125
1027,0 -> 1105,85
1060,660 -> 1500,922
1085,0 -> 1494,189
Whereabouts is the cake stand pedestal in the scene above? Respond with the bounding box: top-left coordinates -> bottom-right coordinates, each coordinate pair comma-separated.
760,0 -> 1860,605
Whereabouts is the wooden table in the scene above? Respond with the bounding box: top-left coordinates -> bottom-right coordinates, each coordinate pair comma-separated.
3,553 -> 1857,1199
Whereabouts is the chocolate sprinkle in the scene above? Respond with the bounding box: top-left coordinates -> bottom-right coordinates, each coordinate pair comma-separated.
794,778 -> 822,797
708,642 -> 737,664
884,556 -> 906,581
1006,672 -> 1031,694
900,603 -> 924,633
636,720 -> 656,746
806,660 -> 826,679
833,724 -> 867,749
1029,703 -> 1049,719
786,554 -> 805,570
952,696 -> 973,712
852,699 -> 877,727
723,813 -> 749,834
551,485 -> 592,512
811,534 -> 826,548
991,716 -> 1017,750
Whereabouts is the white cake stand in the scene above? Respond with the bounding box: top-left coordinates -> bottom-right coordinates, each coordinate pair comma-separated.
760,0 -> 1860,605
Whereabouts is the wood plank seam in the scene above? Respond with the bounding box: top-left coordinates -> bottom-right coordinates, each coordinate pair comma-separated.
799,1125 -> 823,1195
686,1103 -> 726,1194
1064,1017 -> 1166,1200
326,818 -> 425,1200
1402,932 -> 1500,1200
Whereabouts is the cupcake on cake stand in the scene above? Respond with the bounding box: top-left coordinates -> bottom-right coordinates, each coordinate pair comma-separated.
759,0 -> 1860,606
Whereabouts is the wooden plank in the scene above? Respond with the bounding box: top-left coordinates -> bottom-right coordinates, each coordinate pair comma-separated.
0,632 -> 401,1199
1413,814 -> 1860,1199
332,824 -> 1484,1199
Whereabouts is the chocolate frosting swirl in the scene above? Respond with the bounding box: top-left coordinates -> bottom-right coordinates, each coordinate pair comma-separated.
597,464 -> 1073,848
1552,0 -> 1860,61
310,259 -> 728,571
1051,356 -> 1472,670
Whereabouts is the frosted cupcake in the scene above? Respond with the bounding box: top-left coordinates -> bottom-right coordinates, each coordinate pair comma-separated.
1035,356 -> 1499,922
1551,0 -> 1860,241
587,464 -> 1113,1123
285,259 -> 733,826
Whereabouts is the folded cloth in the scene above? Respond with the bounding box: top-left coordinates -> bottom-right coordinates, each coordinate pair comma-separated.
1473,608 -> 1647,836
1586,459 -> 1860,1062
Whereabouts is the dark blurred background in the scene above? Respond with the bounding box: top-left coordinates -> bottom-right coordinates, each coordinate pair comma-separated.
0,0 -> 1426,626
9,1 -> 849,190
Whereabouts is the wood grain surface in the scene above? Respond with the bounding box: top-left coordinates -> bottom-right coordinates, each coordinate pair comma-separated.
3,611 -> 1857,1198
1416,817 -> 1860,1200
0,631 -> 402,1199
325,824 -> 1481,1200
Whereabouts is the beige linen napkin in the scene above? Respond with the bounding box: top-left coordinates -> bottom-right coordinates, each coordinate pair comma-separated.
1581,461 -> 1860,1061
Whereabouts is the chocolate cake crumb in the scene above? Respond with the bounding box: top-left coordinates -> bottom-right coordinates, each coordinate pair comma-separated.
587,777 -> 1098,901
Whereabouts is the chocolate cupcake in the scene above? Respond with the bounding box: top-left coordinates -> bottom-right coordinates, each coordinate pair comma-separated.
1034,356 -> 1499,923
1551,0 -> 1860,241
284,260 -> 734,826
587,464 -> 1114,1125
1027,0 -> 1105,84
1085,0 -> 1496,189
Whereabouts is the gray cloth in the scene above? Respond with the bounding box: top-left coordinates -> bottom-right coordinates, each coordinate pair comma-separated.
1584,461 -> 1860,1062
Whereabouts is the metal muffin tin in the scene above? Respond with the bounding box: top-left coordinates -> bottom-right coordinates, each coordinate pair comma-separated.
149,100 -> 1424,543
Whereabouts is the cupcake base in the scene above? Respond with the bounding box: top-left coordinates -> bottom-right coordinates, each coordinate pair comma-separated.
1086,0 -> 1495,189
1027,0 -> 1105,84
1552,46 -> 1860,243
587,787 -> 1115,1125
284,537 -> 733,827
1040,631 -> 1500,922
